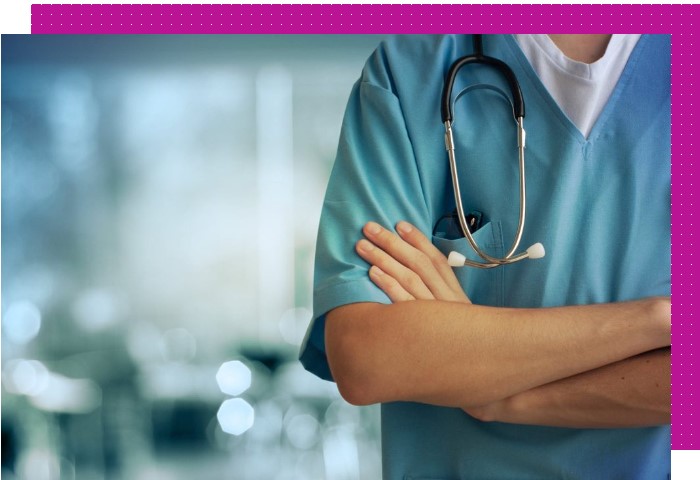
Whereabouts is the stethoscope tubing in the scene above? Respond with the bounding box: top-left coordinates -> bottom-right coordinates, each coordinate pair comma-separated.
444,118 -> 528,268
442,34 -> 542,268
441,42 -> 525,124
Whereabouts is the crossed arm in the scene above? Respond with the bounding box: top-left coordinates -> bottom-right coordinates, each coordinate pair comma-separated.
325,221 -> 671,428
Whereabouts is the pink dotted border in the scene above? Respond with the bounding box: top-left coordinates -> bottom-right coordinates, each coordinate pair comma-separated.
31,3 -> 697,449
30,4 -> 689,34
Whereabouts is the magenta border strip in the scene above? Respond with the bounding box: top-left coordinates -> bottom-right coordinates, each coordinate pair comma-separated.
31,4 -> 687,35
30,3 -> 698,450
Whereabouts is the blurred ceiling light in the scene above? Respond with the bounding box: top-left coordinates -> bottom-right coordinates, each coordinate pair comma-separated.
217,398 -> 255,436
2,300 -> 42,344
216,360 -> 252,396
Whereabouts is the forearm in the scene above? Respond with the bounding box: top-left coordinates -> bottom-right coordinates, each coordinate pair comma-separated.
326,298 -> 670,408
471,347 -> 670,428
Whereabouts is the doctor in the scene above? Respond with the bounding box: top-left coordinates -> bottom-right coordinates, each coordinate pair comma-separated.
301,34 -> 670,479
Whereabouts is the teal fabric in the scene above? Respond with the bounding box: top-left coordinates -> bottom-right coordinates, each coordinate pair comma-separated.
301,35 -> 670,479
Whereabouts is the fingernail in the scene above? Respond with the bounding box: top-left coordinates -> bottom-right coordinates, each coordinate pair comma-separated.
357,239 -> 374,252
365,222 -> 382,235
396,221 -> 412,234
370,266 -> 384,277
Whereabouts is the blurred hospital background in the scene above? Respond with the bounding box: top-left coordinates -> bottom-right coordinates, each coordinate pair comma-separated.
1,34 -> 385,480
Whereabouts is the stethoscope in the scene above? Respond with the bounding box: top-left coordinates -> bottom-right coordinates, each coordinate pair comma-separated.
441,34 -> 545,269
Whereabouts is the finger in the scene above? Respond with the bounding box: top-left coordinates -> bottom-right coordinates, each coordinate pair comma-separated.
396,220 -> 462,293
356,238 -> 434,300
369,266 -> 416,303
395,221 -> 469,301
363,222 -> 466,302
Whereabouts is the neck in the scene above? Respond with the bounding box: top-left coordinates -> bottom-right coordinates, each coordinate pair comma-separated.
547,34 -> 613,64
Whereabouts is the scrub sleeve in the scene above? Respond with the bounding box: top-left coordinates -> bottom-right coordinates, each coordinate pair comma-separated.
300,76 -> 432,381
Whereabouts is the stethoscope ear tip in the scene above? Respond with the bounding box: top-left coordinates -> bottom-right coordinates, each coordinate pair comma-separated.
448,251 -> 467,267
526,243 -> 546,259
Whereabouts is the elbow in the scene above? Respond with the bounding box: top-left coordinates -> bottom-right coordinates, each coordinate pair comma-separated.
328,348 -> 380,406
327,334 -> 381,406
334,372 -> 377,406
325,306 -> 384,406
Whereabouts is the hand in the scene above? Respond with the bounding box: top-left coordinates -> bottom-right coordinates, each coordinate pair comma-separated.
356,220 -> 470,304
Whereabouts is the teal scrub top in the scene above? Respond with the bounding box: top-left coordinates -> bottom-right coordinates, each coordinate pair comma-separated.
301,34 -> 670,479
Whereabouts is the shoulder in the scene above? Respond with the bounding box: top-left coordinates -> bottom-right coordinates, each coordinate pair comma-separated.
359,35 -> 471,94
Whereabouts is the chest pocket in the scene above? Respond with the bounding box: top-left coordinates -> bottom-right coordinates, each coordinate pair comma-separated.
432,221 -> 505,307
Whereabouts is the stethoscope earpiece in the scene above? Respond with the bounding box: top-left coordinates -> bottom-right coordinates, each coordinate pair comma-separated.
448,243 -> 545,268
526,243 -> 546,260
447,251 -> 467,268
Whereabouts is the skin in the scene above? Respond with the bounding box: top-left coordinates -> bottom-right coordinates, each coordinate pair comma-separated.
468,347 -> 670,428
548,34 -> 613,63
324,35 -> 669,428
325,221 -> 670,427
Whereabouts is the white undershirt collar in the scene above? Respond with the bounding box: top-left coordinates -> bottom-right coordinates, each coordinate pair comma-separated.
514,34 -> 641,138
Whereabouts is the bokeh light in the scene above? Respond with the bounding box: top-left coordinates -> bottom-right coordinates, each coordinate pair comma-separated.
2,359 -> 50,396
216,360 -> 252,396
2,300 -> 42,344
217,398 -> 255,436
2,34 -> 384,479
285,413 -> 320,450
